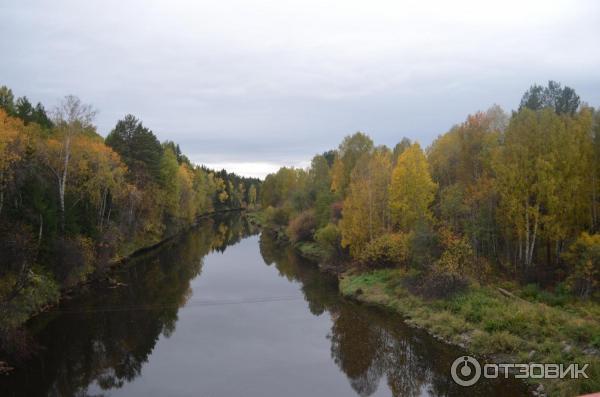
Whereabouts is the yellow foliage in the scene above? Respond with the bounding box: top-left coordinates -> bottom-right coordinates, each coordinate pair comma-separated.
389,143 -> 437,232
340,150 -> 392,257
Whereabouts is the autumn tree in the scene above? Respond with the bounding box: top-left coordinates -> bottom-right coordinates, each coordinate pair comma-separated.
176,164 -> 195,222
389,143 -> 437,232
427,109 -> 503,257
45,95 -> 97,233
248,184 -> 257,208
159,146 -> 181,218
0,109 -> 29,217
340,149 -> 392,257
308,154 -> 336,227
331,132 -> 373,195
392,137 -> 411,165
493,108 -> 592,269
65,136 -> 128,232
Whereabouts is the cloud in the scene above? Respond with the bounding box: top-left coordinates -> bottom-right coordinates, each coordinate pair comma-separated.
1,0 -> 599,178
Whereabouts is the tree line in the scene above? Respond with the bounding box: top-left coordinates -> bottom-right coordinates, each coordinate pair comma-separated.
0,86 -> 260,329
260,81 -> 599,299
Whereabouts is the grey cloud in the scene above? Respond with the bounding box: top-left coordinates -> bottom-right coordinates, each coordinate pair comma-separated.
1,0 -> 599,177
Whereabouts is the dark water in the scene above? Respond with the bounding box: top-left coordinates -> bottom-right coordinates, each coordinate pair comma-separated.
0,214 -> 529,397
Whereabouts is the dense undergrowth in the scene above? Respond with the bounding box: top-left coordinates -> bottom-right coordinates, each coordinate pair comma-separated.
340,269 -> 600,396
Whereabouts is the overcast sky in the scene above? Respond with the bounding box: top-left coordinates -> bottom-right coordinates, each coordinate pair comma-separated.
1,0 -> 599,178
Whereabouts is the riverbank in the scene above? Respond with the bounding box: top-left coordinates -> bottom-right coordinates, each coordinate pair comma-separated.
214,212 -> 600,396
0,208 -> 249,338
339,268 -> 600,396
66,208 -> 248,293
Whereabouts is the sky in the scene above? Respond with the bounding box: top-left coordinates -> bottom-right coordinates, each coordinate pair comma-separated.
1,0 -> 600,178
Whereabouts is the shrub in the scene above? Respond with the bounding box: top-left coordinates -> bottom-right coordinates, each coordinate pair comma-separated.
436,228 -> 474,275
562,232 -> 600,298
416,230 -> 473,298
286,210 -> 316,243
358,233 -> 410,269
314,223 -> 342,261
408,221 -> 439,268
419,265 -> 469,299
264,206 -> 290,228
296,242 -> 326,261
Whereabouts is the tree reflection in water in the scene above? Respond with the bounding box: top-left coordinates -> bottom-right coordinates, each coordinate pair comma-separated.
259,231 -> 528,397
0,213 -> 258,397
1,215 -> 527,397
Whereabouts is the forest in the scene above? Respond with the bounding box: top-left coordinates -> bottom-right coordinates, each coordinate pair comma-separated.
256,81 -> 600,394
259,81 -> 597,296
0,86 -> 260,333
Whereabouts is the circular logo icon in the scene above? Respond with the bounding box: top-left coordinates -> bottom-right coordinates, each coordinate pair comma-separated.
451,356 -> 481,386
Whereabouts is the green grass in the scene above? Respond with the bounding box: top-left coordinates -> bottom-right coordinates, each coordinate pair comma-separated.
339,269 -> 600,396
245,210 -> 266,226
341,268 -> 398,294
295,242 -> 327,262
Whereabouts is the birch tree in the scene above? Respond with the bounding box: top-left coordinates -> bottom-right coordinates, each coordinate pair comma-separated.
493,108 -> 591,268
389,143 -> 437,233
340,149 -> 392,257
48,96 -> 96,233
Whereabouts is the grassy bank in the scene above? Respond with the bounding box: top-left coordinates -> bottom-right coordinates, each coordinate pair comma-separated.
339,269 -> 600,396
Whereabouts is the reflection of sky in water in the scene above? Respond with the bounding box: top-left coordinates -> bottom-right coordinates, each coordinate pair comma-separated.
4,215 -> 528,397
89,235 -> 366,397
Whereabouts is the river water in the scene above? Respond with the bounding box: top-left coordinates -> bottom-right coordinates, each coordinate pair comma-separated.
0,214 -> 529,396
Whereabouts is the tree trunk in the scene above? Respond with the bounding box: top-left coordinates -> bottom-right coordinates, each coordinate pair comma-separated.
592,157 -> 598,231
524,203 -> 530,267
58,134 -> 71,233
527,208 -> 539,267
99,187 -> 108,231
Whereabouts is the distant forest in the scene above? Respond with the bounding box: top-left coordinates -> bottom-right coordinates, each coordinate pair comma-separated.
0,86 -> 260,330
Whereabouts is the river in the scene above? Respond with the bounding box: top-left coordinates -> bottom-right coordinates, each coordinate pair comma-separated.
0,214 -> 529,396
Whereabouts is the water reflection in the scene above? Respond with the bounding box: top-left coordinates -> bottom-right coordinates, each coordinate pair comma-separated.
0,214 -> 258,397
259,231 -> 528,397
0,215 -> 528,397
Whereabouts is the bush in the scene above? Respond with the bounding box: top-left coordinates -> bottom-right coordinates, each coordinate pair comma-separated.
296,242 -> 326,261
436,228 -> 474,275
415,229 -> 473,298
358,233 -> 410,269
264,206 -> 291,228
286,210 -> 316,243
408,221 -> 439,268
418,266 -> 469,299
562,232 -> 600,298
314,223 -> 342,261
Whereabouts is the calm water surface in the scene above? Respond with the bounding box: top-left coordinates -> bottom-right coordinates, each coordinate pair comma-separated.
0,214 -> 529,396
